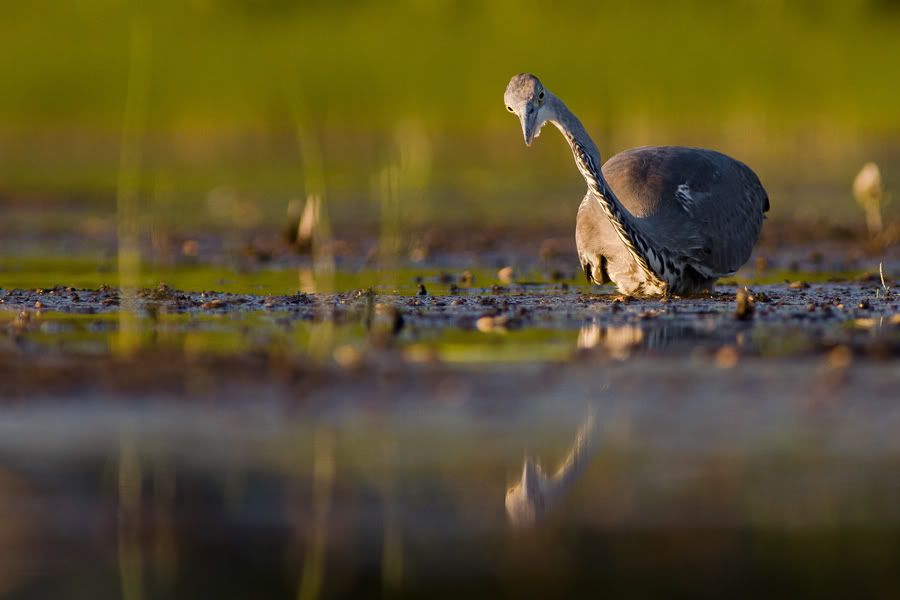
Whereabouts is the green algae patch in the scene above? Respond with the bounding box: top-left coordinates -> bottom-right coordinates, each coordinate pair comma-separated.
730,269 -> 868,286
0,257 -> 543,296
417,328 -> 578,364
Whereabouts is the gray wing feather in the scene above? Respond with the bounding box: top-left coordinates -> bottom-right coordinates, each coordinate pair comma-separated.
602,146 -> 769,278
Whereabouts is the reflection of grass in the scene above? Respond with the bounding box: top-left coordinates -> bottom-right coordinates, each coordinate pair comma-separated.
11,306 -> 581,363
12,309 -> 364,358
418,329 -> 578,364
752,327 -> 819,358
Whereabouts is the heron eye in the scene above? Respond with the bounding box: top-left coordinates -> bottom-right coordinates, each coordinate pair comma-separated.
539,91 -> 544,100
506,105 -> 514,112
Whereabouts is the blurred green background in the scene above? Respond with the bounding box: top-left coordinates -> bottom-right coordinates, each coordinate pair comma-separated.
1,0 -> 899,232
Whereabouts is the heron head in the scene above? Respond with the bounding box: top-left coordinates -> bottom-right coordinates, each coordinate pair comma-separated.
504,73 -> 550,147
504,458 -> 546,527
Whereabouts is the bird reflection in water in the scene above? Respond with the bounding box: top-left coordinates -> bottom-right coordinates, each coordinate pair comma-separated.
577,323 -> 645,360
505,413 -> 599,527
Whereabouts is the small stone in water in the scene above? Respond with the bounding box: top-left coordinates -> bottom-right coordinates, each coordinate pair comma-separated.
201,299 -> 225,309
735,287 -> 754,321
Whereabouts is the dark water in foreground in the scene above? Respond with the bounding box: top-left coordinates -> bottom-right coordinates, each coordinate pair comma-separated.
3,389 -> 900,599
2,354 -> 900,598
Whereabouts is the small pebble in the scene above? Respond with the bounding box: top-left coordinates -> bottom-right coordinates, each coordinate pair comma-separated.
201,299 -> 225,309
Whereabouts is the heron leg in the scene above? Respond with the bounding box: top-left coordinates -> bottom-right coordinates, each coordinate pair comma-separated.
581,255 -> 611,285
597,255 -> 611,284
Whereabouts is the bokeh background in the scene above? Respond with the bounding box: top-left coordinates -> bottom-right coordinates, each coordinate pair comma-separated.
2,0 -> 899,240
3,3 -> 900,598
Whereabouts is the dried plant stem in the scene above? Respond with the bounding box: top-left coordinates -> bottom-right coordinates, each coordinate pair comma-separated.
116,14 -> 150,355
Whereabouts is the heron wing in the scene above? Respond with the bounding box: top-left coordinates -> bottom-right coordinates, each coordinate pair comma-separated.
602,146 -> 769,278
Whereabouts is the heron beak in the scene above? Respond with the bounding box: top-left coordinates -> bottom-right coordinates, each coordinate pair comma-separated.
521,458 -> 541,496
521,114 -> 536,147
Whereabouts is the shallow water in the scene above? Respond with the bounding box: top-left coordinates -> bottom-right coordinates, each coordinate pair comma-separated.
2,245 -> 900,597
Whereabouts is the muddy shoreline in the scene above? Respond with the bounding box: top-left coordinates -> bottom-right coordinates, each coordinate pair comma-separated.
2,279 -> 898,398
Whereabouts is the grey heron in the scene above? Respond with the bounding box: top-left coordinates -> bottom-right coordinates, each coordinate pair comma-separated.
504,73 -> 769,297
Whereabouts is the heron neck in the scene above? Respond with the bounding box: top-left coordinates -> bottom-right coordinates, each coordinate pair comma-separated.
546,95 -> 601,172
546,93 -> 664,289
